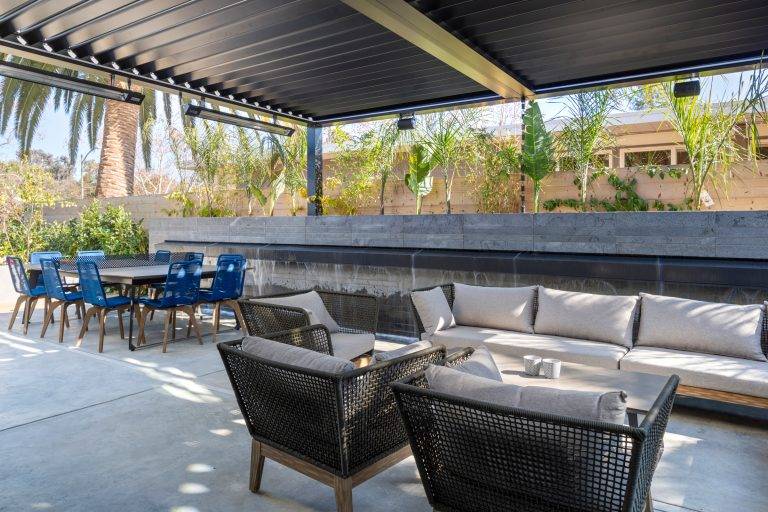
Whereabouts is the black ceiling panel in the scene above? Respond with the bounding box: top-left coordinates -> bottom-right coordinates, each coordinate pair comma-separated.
1,0 -> 767,122
408,0 -> 768,91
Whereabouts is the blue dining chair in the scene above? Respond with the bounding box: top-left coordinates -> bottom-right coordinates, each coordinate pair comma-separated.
154,250 -> 171,263
76,261 -> 132,352
6,256 -> 48,334
197,254 -> 246,339
40,259 -> 84,343
147,250 -> 173,311
77,250 -> 105,258
30,251 -> 62,264
137,259 -> 204,352
185,252 -> 204,262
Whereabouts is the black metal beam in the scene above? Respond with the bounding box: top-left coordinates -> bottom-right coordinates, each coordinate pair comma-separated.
306,124 -> 323,216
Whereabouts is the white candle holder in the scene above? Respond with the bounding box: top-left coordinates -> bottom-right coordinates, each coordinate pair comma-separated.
523,355 -> 542,376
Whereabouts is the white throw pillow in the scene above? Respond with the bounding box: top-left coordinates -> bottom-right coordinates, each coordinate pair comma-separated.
411,286 -> 456,335
534,287 -> 638,348
452,283 -> 536,333
637,293 -> 767,362
241,336 -> 354,374
260,291 -> 341,333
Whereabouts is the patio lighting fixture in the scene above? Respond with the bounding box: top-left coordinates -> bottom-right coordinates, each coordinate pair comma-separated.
0,60 -> 145,104
674,80 -> 701,98
182,103 -> 294,136
397,112 -> 415,130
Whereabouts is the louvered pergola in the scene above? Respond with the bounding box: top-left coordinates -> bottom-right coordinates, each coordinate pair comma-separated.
2,0 -> 767,212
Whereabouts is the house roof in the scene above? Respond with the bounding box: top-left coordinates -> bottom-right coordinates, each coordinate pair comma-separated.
1,0 -> 767,125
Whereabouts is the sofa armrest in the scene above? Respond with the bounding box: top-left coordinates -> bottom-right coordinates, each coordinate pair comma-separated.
318,290 -> 378,334
237,299 -> 311,336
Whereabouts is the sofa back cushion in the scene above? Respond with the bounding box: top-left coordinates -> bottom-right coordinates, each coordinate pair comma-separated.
637,293 -> 767,362
411,286 -> 456,335
452,283 -> 536,333
262,291 -> 340,333
534,287 -> 638,348
242,336 -> 354,374
426,365 -> 627,424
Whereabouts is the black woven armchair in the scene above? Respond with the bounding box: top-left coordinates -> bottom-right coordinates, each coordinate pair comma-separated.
237,289 -> 378,336
217,326 -> 447,512
392,357 -> 679,512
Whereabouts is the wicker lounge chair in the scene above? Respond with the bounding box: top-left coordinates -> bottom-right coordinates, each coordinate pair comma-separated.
217,326 -> 455,512
392,351 -> 679,512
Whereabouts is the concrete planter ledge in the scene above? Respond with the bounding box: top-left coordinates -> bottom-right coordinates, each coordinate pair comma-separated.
148,211 -> 768,260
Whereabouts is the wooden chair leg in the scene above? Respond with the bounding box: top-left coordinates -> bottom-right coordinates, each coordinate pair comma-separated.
75,302 -> 82,319
8,295 -> 25,331
161,309 -> 173,353
58,304 -> 68,343
117,308 -> 125,339
135,306 -> 147,347
172,310 -> 177,340
97,309 -> 107,353
233,300 -> 246,332
25,297 -> 40,335
333,476 -> 353,512
187,306 -> 203,345
76,307 -> 96,347
40,300 -> 58,338
249,440 -> 265,493
214,302 -> 222,333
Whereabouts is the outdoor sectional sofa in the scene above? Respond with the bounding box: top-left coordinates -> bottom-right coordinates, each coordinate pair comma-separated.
411,283 -> 768,408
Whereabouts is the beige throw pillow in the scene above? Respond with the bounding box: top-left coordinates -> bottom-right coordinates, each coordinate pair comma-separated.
411,286 -> 456,335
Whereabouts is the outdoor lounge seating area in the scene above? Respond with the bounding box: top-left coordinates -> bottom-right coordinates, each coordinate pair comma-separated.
3,1 -> 768,511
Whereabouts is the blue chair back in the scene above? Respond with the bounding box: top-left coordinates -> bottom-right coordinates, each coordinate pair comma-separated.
161,260 -> 203,307
154,250 -> 171,263
6,256 -> 32,295
77,261 -> 108,308
41,259 -> 68,301
185,252 -> 204,262
209,254 -> 246,301
30,251 -> 62,264
77,250 -> 106,266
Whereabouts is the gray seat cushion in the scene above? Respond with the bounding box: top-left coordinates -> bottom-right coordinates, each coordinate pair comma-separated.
452,283 -> 536,333
534,287 -> 638,348
260,291 -> 341,333
429,326 -> 628,369
620,347 -> 768,399
637,293 -> 767,362
242,336 -> 354,374
411,286 -> 456,335
330,332 -> 375,360
427,365 -> 627,424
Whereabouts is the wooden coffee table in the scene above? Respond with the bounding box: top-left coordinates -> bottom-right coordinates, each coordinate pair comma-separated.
498,358 -> 672,426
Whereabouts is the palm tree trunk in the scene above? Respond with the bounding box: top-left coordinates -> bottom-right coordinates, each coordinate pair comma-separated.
95,98 -> 139,198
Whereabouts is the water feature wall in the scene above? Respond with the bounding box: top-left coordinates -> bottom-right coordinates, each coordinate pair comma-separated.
148,212 -> 768,339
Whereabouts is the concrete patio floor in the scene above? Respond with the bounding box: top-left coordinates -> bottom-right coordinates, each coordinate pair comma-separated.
1,305 -> 766,512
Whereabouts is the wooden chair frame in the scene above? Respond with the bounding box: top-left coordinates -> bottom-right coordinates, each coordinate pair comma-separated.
40,297 -> 85,343
76,303 -> 133,353
136,303 -> 202,353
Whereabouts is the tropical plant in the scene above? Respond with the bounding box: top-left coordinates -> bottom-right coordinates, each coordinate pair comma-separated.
323,126 -> 377,215
0,54 -> 168,196
404,143 -> 435,214
367,122 -> 401,215
270,126 -> 307,216
419,108 -> 484,213
521,101 -> 556,212
170,121 -> 233,217
464,130 -> 520,213
558,90 -> 617,210
232,128 -> 286,216
648,69 -> 768,209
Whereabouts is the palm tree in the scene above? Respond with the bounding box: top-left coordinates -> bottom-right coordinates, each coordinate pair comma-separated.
0,55 -> 164,197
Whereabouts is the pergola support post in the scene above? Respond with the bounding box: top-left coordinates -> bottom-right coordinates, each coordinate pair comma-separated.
307,123 -> 323,216
519,98 -> 527,213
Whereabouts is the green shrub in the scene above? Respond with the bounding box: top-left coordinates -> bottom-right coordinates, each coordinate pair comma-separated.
51,201 -> 148,256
